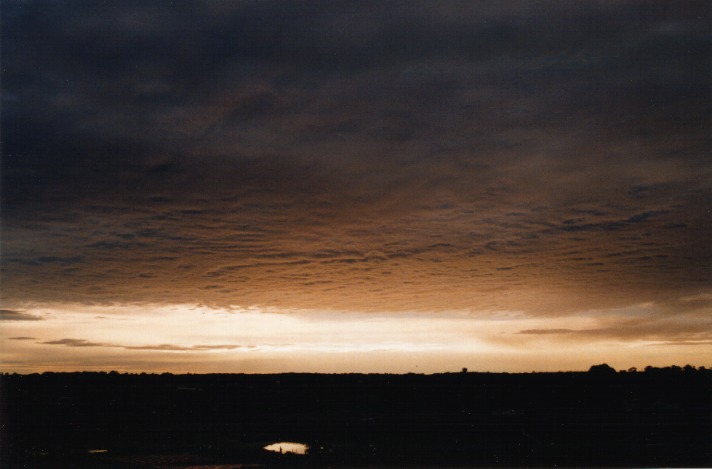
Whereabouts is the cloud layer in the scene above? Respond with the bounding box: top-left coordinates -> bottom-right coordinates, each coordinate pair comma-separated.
2,1 -> 710,319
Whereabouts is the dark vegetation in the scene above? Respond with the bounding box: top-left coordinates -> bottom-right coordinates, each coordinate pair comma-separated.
1,365 -> 710,467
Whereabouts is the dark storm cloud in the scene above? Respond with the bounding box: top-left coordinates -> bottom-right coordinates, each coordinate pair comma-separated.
2,0 -> 710,313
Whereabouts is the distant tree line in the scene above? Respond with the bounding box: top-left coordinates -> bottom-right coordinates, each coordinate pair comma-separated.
3,363 -> 709,377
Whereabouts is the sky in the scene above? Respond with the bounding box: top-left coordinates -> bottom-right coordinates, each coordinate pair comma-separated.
2,0 -> 711,373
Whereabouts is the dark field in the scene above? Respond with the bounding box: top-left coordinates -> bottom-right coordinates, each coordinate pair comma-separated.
1,365 -> 710,468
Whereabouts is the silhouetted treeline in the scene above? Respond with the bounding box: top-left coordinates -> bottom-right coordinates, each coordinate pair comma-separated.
1,365 -> 710,467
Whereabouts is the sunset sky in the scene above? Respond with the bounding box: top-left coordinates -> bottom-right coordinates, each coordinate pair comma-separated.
2,0 -> 711,373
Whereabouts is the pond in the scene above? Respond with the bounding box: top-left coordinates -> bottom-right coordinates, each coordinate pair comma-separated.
263,441 -> 309,455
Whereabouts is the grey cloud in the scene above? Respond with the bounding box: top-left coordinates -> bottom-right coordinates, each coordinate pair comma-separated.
519,329 -> 576,335
0,310 -> 43,321
646,340 -> 712,347
7,256 -> 84,266
40,338 -> 244,352
540,210 -> 672,234
123,344 -> 242,351
626,211 -> 670,224
517,304 -> 712,342
122,344 -> 196,351
2,1 -> 710,314
9,336 -> 36,340
41,339 -> 108,347
191,345 -> 243,350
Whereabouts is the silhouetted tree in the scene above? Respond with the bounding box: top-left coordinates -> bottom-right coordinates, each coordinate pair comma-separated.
588,363 -> 617,376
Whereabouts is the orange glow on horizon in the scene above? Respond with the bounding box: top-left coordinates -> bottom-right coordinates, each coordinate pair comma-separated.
2,301 -> 709,374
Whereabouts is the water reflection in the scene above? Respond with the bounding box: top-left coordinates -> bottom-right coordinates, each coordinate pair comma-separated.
264,441 -> 308,455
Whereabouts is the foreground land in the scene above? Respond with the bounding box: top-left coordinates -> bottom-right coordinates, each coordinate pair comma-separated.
1,365 -> 710,467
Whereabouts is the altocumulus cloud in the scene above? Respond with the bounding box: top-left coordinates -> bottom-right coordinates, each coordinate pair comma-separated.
1,0 -> 710,315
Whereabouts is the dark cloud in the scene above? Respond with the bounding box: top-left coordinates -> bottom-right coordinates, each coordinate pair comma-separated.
517,297 -> 712,342
0,310 -> 43,321
124,344 -> 242,351
646,340 -> 712,347
2,0 -> 710,314
9,336 -> 36,340
40,338 -> 244,352
519,329 -> 576,335
41,338 -> 108,347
